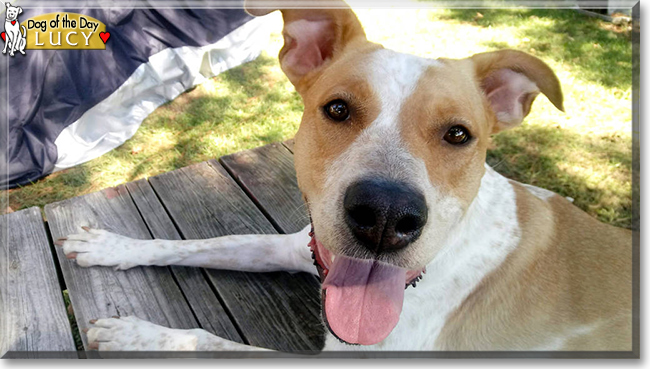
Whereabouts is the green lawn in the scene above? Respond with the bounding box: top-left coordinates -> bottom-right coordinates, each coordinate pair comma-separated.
4,8 -> 634,228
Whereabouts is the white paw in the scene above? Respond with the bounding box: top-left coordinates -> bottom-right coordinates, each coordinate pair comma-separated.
85,316 -> 199,351
56,227 -> 148,270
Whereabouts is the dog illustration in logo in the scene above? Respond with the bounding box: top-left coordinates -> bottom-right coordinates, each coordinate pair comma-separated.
2,2 -> 26,56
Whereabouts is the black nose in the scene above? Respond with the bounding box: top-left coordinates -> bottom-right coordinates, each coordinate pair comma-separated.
343,178 -> 428,253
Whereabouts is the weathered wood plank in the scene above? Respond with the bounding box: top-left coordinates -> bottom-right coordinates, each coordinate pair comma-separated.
148,161 -> 323,352
124,179 -> 243,343
219,142 -> 308,234
220,143 -> 327,352
0,207 -> 76,358
282,139 -> 295,153
44,185 -> 199,353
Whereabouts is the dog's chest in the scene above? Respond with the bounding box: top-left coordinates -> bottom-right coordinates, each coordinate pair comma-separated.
4,21 -> 19,31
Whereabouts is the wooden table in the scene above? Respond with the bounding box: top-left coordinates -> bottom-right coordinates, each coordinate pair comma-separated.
1,141 -> 326,358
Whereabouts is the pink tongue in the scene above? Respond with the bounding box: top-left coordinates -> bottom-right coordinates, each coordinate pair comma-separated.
322,255 -> 406,345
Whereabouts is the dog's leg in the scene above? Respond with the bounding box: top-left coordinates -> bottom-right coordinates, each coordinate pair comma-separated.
4,36 -> 12,55
60,226 -> 316,353
11,33 -> 18,55
57,225 -> 317,275
86,315 -> 363,353
85,315 -> 270,352
5,32 -> 15,56
2,37 -> 7,54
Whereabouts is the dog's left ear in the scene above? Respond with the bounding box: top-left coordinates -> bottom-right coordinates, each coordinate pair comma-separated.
17,6 -> 22,14
471,49 -> 564,133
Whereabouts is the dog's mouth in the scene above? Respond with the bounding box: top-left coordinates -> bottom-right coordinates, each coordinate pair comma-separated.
308,227 -> 424,346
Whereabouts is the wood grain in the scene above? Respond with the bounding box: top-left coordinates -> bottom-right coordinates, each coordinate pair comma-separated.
219,142 -> 309,234
149,161 -> 323,352
124,179 -> 243,343
44,185 -> 199,353
282,139 -> 295,153
0,207 -> 76,358
220,143 -> 327,352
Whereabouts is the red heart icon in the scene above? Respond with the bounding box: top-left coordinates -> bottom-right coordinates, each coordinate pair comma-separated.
11,21 -> 15,25
99,31 -> 110,44
1,32 -> 4,42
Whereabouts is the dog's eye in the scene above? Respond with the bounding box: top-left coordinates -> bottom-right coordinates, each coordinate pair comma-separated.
324,100 -> 350,122
443,125 -> 471,145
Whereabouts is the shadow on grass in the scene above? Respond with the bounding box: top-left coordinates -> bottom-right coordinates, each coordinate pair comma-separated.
220,53 -> 277,97
7,164 -> 95,211
126,53 -> 302,181
487,124 -> 632,228
437,9 -> 632,90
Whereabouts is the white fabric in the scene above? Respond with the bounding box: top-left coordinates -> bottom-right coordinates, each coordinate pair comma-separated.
53,15 -> 272,171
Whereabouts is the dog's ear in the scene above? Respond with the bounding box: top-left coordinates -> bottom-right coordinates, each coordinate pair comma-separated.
471,49 -> 564,133
17,6 -> 22,14
245,0 -> 367,89
5,3 -> 10,9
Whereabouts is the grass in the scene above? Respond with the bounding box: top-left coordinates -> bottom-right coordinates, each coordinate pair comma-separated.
63,289 -> 84,351
3,8 -> 633,228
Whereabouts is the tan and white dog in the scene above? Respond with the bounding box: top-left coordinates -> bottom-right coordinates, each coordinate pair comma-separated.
58,2 -> 633,352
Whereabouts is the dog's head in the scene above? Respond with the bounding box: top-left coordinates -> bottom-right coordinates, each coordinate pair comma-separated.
5,3 -> 22,21
246,1 -> 563,345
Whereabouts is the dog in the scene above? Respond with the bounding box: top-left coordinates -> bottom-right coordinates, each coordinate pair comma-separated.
57,1 -> 633,352
2,2 -> 26,56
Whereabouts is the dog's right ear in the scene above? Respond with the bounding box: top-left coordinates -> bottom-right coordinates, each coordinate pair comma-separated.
471,49 -> 564,133
245,0 -> 367,89
5,2 -> 10,8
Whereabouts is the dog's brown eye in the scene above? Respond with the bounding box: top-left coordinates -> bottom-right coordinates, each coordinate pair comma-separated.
443,125 -> 471,145
324,100 -> 350,122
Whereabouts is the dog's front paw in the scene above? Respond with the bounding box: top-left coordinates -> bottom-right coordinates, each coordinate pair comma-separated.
55,227 -> 146,270
85,316 -> 199,351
